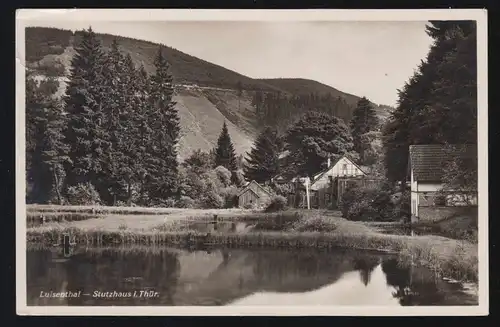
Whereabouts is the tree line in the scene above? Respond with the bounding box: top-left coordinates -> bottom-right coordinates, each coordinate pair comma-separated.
243,96 -> 380,184
251,90 -> 354,131
26,26 -> 384,208
27,27 -> 180,206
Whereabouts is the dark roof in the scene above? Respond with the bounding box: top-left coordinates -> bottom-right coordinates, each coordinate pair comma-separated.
408,144 -> 477,182
237,180 -> 272,197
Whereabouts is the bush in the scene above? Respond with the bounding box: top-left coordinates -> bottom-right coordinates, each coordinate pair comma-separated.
219,186 -> 239,208
149,197 -> 176,208
393,190 -> 411,222
243,202 -> 257,210
264,195 -> 288,212
339,182 -> 396,222
215,165 -> 232,187
253,212 -> 302,231
290,215 -> 338,232
271,182 -> 293,197
200,189 -> 225,209
231,170 -> 245,187
176,196 -> 196,208
66,182 -> 101,206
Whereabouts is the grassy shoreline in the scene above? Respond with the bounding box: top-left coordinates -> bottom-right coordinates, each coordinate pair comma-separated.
25,206 -> 478,283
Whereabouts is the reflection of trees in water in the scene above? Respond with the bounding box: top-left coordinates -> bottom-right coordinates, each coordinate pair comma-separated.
352,255 -> 380,286
381,258 -> 445,306
27,249 -> 64,305
28,248 -> 181,305
247,250 -> 361,292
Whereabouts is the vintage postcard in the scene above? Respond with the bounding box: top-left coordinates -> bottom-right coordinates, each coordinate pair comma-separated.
16,9 -> 488,316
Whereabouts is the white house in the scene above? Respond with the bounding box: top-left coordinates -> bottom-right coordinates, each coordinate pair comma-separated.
272,155 -> 372,209
310,156 -> 367,191
408,144 -> 477,223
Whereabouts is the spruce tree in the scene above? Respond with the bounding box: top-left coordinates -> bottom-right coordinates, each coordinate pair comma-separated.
63,26 -> 110,197
100,38 -> 127,204
214,121 -> 237,172
145,46 -> 180,201
382,21 -> 477,188
350,96 -> 379,164
243,126 -> 282,183
26,77 -> 69,204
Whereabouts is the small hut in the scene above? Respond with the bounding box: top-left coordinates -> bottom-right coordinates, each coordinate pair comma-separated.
237,180 -> 272,208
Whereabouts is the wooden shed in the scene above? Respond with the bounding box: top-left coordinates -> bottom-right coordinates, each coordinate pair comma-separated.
237,180 -> 272,208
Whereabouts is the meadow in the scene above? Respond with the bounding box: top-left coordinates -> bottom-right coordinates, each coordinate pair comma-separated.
25,204 -> 478,283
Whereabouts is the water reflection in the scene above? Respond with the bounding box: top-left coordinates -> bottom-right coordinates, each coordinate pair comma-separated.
26,246 -> 477,306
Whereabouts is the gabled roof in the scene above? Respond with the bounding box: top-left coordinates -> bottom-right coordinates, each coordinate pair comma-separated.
237,180 -> 272,197
408,144 -> 477,183
311,155 -> 367,185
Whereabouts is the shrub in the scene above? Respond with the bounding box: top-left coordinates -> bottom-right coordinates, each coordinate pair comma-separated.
176,196 -> 195,208
393,190 -> 411,222
215,165 -> 232,187
149,197 -> 176,208
243,202 -> 256,210
66,182 -> 101,206
200,189 -> 225,209
290,215 -> 338,232
115,200 -> 136,207
264,195 -> 288,212
219,186 -> 239,208
231,170 -> 245,187
271,182 -> 293,197
339,182 -> 395,222
253,212 -> 302,231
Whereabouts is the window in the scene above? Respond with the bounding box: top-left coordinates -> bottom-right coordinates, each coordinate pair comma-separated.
342,164 -> 348,175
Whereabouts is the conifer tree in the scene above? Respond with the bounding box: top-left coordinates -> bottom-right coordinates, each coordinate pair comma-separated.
382,21 -> 477,187
63,26 -> 110,197
26,77 -> 70,204
214,121 -> 238,172
145,46 -> 180,201
243,126 -> 282,183
350,96 -> 379,164
131,63 -> 153,205
100,38 -> 128,204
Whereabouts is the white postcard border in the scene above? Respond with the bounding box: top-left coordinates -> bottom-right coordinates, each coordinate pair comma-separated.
15,8 -> 489,316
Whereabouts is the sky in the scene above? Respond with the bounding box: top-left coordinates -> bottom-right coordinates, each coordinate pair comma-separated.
26,20 -> 434,107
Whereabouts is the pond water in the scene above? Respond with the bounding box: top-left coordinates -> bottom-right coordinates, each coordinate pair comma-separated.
26,246 -> 478,306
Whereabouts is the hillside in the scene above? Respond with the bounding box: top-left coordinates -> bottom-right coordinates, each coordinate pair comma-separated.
25,26 -> 393,160
259,78 -> 393,121
258,78 -> 362,107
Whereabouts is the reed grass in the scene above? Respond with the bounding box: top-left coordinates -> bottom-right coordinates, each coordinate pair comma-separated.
27,225 -> 477,283
27,211 -> 101,224
25,208 -> 478,283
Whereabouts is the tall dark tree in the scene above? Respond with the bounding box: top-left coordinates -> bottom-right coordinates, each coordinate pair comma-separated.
129,63 -> 153,205
99,38 -> 128,204
26,77 -> 69,204
63,26 -> 110,196
145,46 -> 180,201
285,111 -> 356,179
350,96 -> 379,164
382,21 -> 477,186
243,126 -> 282,184
214,121 -> 238,172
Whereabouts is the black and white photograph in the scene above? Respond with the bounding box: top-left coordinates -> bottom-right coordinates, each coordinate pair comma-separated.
16,9 -> 488,316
